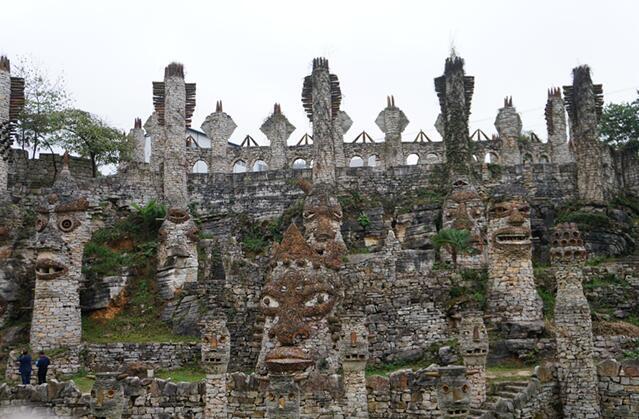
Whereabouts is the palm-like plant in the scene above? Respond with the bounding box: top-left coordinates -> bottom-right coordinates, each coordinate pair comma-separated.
431,228 -> 473,269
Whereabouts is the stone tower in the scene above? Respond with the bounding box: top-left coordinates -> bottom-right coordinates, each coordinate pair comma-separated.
302,57 -> 341,185
563,66 -> 606,204
459,312 -> 488,409
202,101 -> 237,173
494,97 -> 522,165
127,117 -> 146,164
551,223 -> 601,418
545,87 -> 572,164
0,56 -> 24,194
376,95 -> 409,168
333,110 -> 352,168
434,54 -> 474,176
201,317 -> 231,418
340,314 -> 369,418
261,103 -> 295,170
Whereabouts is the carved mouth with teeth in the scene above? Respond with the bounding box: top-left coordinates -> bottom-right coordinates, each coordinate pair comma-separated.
464,348 -> 488,355
446,409 -> 469,417
35,259 -> 68,280
494,228 -> 530,245
265,347 -> 313,373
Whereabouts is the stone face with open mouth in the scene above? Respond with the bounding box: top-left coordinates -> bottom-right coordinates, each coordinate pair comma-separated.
493,227 -> 531,246
35,258 -> 69,280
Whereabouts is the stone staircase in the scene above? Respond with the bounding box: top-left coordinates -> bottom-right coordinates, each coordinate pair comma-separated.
469,380 -> 529,418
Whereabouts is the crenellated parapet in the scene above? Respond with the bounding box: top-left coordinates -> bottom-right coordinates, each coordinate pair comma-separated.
201,101 -> 237,173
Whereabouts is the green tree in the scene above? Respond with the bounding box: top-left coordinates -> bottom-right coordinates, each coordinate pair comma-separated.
431,228 -> 473,270
53,109 -> 130,177
599,96 -> 639,149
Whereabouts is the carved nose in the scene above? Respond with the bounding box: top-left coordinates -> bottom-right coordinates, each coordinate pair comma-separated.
508,209 -> 525,226
271,318 -> 309,346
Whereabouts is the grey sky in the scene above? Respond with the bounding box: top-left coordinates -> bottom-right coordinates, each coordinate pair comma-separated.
2,0 -> 638,147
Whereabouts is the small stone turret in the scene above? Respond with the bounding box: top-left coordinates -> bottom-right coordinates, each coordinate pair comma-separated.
90,372 -> 125,419
341,314 -> 369,418
563,65 -> 606,204
0,56 -> 24,194
459,312 -> 488,408
494,97 -> 522,165
144,112 -> 163,173
436,366 -> 471,419
261,103 -> 295,170
201,101 -> 237,173
375,95 -> 409,168
551,223 -> 601,418
545,87 -> 572,163
127,117 -> 146,164
201,317 -> 230,418
333,110 -> 352,168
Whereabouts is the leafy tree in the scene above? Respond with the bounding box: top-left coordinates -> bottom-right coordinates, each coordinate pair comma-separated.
53,109 -> 130,177
599,95 -> 639,149
13,57 -> 70,160
431,228 -> 473,270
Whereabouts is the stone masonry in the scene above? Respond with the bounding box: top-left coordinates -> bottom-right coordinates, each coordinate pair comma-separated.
494,97 -> 523,165
0,56 -> 24,194
545,87 -> 572,164
260,103 -> 295,170
375,95 -> 409,168
552,223 -> 601,418
459,312 -> 488,409
201,101 -> 237,173
200,317 -> 230,418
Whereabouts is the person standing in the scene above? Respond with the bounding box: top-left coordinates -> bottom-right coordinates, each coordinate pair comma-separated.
35,351 -> 50,384
18,350 -> 32,385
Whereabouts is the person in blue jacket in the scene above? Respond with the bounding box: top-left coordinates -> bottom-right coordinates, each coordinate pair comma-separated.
18,350 -> 32,385
35,351 -> 50,384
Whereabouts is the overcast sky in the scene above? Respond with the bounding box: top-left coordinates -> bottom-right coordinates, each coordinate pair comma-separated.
2,0 -> 638,147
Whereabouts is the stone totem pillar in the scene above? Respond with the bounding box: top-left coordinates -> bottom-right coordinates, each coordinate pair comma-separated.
90,372 -> 125,419
30,155 -> 91,372
201,101 -> 237,173
266,373 -> 300,419
563,66 -> 606,204
375,96 -> 409,169
485,194 -> 543,336
494,97 -> 522,166
545,88 -> 572,164
341,315 -> 369,418
434,54 -> 474,176
0,56 -> 24,194
201,317 -> 230,419
333,110 -> 352,168
459,313 -> 488,409
551,223 -> 601,418
261,103 -> 295,170
302,57 -> 341,185
128,118 -> 146,164
436,366 -> 471,419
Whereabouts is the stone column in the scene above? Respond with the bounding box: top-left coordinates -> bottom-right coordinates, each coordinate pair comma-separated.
551,223 -> 601,418
494,97 -> 522,166
545,88 -> 572,164
128,118 -> 146,163
563,66 -> 606,204
459,313 -> 488,409
435,366 -> 471,419
201,101 -> 237,173
260,103 -> 295,170
375,96 -> 409,169
434,54 -> 474,177
333,110 -> 352,168
302,57 -> 341,185
266,373 -> 300,419
0,56 -> 24,195
144,112 -> 163,173
341,315 -> 369,418
201,317 -> 230,419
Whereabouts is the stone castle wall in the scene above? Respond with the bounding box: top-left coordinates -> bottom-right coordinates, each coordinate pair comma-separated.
82,343 -> 201,371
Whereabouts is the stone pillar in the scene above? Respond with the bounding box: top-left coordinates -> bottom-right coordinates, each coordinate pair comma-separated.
201,101 -> 237,173
90,372 -> 125,419
302,57 -> 341,185
375,96 -> 409,169
494,97 -> 522,166
201,317 -> 230,419
333,110 -> 352,168
545,87 -> 572,164
563,66 -> 606,204
260,103 -> 295,170
266,373 -> 300,419
128,118 -> 146,163
30,155 -> 90,372
551,223 -> 601,418
436,366 -> 471,419
144,112 -> 163,173
0,56 -> 24,194
434,54 -> 474,176
486,195 -> 543,336
341,315 -> 369,418
459,313 -> 488,409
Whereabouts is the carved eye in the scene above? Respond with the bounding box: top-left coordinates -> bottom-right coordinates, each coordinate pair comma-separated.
57,215 -> 78,233
332,211 -> 343,220
519,206 -> 530,213
219,335 -> 227,343
262,296 -> 279,308
462,384 -> 470,393
36,214 -> 48,232
305,292 -> 330,307
107,389 -> 115,398
442,384 -> 450,393
304,211 -> 315,220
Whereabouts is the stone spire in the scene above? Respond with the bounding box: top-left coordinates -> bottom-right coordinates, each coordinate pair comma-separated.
375,95 -> 409,168
201,100 -> 237,173
563,65 -> 606,204
125,117 -> 146,164
302,57 -> 341,185
0,56 -> 24,195
551,223 -> 601,418
260,103 -> 295,170
333,110 -> 352,168
545,87 -> 572,163
434,54 -> 474,176
494,97 -> 522,165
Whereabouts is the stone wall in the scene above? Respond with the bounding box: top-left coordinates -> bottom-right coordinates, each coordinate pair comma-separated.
83,343 -> 200,371
597,358 -> 639,418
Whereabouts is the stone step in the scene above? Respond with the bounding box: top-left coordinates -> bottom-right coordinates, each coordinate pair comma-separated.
495,390 -> 519,399
501,384 -> 527,393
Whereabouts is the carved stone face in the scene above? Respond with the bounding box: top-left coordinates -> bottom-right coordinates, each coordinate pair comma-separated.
303,187 -> 344,254
459,315 -> 488,362
443,179 -> 486,252
436,366 -> 471,418
340,318 -> 368,365
90,373 -> 124,419
488,198 -> 531,255
200,319 -> 230,374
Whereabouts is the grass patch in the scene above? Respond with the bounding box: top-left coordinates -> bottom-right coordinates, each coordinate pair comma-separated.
446,268 -> 488,311
349,247 -> 370,255
556,211 -> 612,230
69,369 -> 94,393
584,273 -> 628,290
155,364 -> 206,382
537,287 -> 556,320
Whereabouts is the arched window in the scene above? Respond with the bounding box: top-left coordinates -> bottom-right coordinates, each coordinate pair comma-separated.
293,158 -> 308,169
539,155 -> 550,164
349,156 -> 364,167
252,160 -> 268,172
233,160 -> 247,173
368,155 -> 378,167
523,153 -> 533,165
406,153 -> 419,165
192,160 -> 208,174
425,153 -> 439,164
